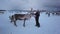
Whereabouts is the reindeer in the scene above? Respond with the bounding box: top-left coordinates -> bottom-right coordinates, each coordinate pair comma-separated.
9,13 -> 33,27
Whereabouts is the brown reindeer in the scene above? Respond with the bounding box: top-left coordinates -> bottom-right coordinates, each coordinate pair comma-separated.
9,13 -> 32,27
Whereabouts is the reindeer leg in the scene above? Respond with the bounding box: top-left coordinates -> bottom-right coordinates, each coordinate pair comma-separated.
10,20 -> 13,23
23,19 -> 26,27
14,20 -> 17,27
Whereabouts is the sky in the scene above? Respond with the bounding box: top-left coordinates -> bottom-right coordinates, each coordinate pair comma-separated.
0,0 -> 60,10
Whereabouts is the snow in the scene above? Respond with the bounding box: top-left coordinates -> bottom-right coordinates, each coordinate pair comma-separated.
0,11 -> 60,34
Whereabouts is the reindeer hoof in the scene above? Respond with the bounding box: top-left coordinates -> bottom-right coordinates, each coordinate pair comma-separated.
10,21 -> 13,23
23,25 -> 25,27
15,25 -> 17,27
14,25 -> 17,27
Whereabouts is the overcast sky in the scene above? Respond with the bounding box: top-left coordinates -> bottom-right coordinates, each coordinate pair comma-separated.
0,0 -> 60,10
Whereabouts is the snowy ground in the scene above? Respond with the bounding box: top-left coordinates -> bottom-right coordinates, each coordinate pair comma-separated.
0,11 -> 60,34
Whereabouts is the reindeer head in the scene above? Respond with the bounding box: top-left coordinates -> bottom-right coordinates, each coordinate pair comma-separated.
9,15 -> 15,22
